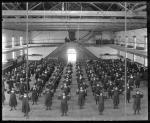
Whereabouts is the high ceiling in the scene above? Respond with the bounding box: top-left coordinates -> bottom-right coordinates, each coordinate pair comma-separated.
2,2 -> 147,32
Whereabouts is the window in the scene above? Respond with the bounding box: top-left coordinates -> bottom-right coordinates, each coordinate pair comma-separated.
20,50 -> 23,55
20,36 -> 23,46
125,52 -> 127,58
145,58 -> 147,67
67,49 -> 76,63
2,54 -> 7,63
12,37 -> 15,47
134,54 -> 137,62
145,36 -> 147,51
2,35 -> 6,49
12,51 -> 16,59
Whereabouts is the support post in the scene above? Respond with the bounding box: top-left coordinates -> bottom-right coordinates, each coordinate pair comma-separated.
62,2 -> 64,11
144,35 -> 147,52
26,2 -> 29,93
133,36 -> 136,49
124,2 -> 127,117
126,36 -> 128,47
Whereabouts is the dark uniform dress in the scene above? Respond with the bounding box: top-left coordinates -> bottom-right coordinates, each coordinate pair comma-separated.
132,93 -> 143,114
98,95 -> 105,115
95,86 -> 102,104
45,91 -> 53,110
2,86 -> 5,104
58,95 -> 70,116
135,74 -> 141,88
9,92 -> 17,110
126,86 -> 131,103
77,90 -> 86,109
113,89 -> 120,109
31,87 -> 38,104
108,84 -> 113,99
22,96 -> 30,116
19,83 -> 25,95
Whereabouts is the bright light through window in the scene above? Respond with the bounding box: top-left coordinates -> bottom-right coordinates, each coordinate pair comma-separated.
145,58 -> 147,67
2,54 -> 7,64
20,37 -> 23,46
20,50 -> 23,55
134,55 -> 137,61
67,49 -> 76,63
2,35 -> 6,49
12,52 -> 15,59
12,37 -> 15,47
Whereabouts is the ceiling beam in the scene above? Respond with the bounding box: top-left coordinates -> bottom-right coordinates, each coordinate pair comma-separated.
2,18 -> 146,23
2,10 -> 146,18
3,23 -> 145,27
3,26 -> 144,31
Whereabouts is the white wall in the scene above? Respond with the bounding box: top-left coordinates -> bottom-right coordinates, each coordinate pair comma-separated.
86,46 -> 118,58
115,28 -> 147,47
30,31 -> 68,43
30,30 -> 114,44
101,31 -> 114,40
24,47 -> 57,60
2,29 -> 26,48
119,51 -> 146,66
77,31 -> 114,44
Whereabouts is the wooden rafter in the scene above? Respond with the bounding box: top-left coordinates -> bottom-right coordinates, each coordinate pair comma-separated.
106,3 -> 114,11
134,5 -> 146,11
116,2 -> 129,11
131,2 -> 146,10
29,2 -> 42,10
16,2 -> 23,10
49,2 -> 61,10
89,3 -> 103,11
2,3 -> 10,10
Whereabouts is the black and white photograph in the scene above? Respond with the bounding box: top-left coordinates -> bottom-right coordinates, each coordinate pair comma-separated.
2,1 -> 148,121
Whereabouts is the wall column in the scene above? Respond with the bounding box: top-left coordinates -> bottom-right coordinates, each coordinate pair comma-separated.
133,54 -> 136,62
119,36 -> 121,46
125,36 -> 128,47
144,35 -> 147,52
125,52 -> 127,58
133,36 -> 136,49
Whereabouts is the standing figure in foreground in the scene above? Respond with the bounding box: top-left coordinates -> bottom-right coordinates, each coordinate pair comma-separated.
76,87 -> 86,109
31,85 -> 38,105
44,89 -> 54,110
98,92 -> 106,115
58,92 -> 71,116
132,90 -> 143,115
22,93 -> 30,118
2,81 -> 6,105
126,83 -> 132,103
9,88 -> 17,111
113,87 -> 120,109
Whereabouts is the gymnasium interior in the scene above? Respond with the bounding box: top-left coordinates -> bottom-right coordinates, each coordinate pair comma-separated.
2,2 -> 148,121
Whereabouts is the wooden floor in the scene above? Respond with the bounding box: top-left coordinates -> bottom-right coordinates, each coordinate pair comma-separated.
2,65 -> 148,121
